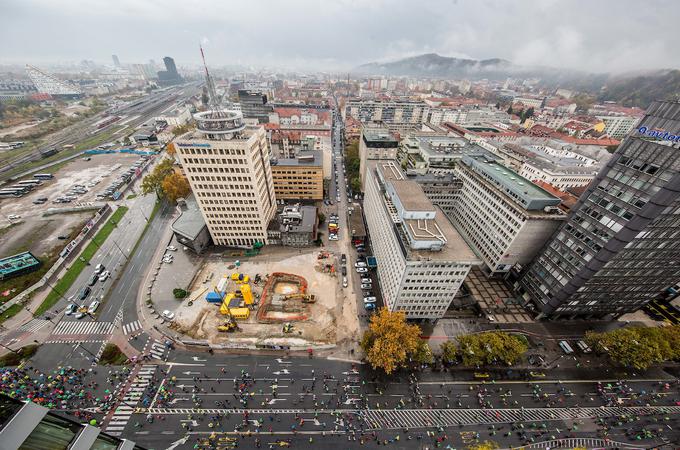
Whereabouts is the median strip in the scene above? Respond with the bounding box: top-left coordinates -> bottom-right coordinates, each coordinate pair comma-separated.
34,206 -> 129,316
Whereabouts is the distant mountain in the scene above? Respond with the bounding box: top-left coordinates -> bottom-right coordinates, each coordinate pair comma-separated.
597,70 -> 680,108
353,53 -> 516,79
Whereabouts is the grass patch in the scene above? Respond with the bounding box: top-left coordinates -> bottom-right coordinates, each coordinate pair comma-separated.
0,303 -> 23,324
126,194 -> 137,200
0,223 -> 19,239
99,343 -> 128,365
0,344 -> 39,366
34,206 -> 129,316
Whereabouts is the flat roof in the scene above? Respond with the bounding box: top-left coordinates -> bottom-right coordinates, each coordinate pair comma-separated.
171,195 -> 207,240
362,129 -> 399,145
0,252 -> 40,277
391,180 -> 433,212
407,206 -> 479,263
273,151 -> 323,167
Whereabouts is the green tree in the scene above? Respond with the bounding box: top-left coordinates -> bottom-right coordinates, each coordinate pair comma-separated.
350,177 -> 362,193
585,325 -> 680,370
457,332 -> 527,367
141,159 -> 175,197
525,106 -> 535,118
317,212 -> 325,224
411,342 -> 434,365
172,123 -> 193,136
360,308 -> 423,374
440,341 -> 458,364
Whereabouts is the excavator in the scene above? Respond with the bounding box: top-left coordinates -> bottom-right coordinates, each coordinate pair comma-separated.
282,293 -> 316,303
217,314 -> 239,332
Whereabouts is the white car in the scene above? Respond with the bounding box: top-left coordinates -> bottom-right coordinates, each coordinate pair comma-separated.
98,270 -> 110,282
364,297 -> 377,304
162,310 -> 175,320
166,246 -> 177,251
329,234 -> 338,241
7,214 -> 21,221
354,262 -> 367,268
64,303 -> 77,316
361,283 -> 372,290
87,300 -> 100,314
342,277 -> 348,288
356,267 -> 368,273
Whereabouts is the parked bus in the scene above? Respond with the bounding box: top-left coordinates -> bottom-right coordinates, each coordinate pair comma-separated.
0,189 -> 25,198
16,180 -> 42,187
9,185 -> 31,193
558,340 -> 574,355
34,173 -> 54,180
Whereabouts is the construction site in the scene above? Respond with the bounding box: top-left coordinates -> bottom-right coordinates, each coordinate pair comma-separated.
167,248 -> 354,349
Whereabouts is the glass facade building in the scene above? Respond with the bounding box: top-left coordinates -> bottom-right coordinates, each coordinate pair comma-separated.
517,101 -> 680,319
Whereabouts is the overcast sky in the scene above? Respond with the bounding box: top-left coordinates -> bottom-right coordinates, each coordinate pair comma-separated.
2,0 -> 678,73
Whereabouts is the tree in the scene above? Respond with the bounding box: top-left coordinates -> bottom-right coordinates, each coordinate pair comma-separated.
360,308 -> 423,374
317,212 -> 325,224
440,341 -> 458,364
457,332 -> 528,367
172,124 -> 193,136
350,177 -> 362,193
173,288 -> 188,299
166,142 -> 177,156
161,172 -> 191,202
584,325 -> 680,370
141,159 -> 175,197
411,342 -> 434,365
506,105 -> 513,115
525,106 -> 535,118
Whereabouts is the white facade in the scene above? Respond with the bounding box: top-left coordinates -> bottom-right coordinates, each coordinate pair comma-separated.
364,160 -> 478,320
175,126 -> 277,248
597,115 -> 639,139
449,156 -> 565,275
519,163 -> 596,190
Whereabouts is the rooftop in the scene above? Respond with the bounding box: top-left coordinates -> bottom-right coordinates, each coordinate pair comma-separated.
272,151 -> 323,167
279,205 -> 317,234
461,154 -> 561,211
362,128 -> 399,145
371,160 -> 478,263
171,195 -> 207,240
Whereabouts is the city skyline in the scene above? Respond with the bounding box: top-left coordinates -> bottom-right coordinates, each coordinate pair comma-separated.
2,0 -> 680,73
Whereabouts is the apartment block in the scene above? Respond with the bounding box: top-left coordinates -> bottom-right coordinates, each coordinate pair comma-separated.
596,114 -> 640,139
518,101 -> 680,319
271,153 -> 324,200
364,160 -> 479,320
175,112 -> 276,248
345,99 -> 429,125
448,154 -> 565,276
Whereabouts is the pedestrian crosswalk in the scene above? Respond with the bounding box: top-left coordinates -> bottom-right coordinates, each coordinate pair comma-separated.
149,340 -> 166,360
359,405 -> 680,430
45,339 -> 105,344
52,321 -> 115,335
122,320 -> 141,335
18,319 -> 51,333
526,437 -> 642,449
104,365 -> 157,436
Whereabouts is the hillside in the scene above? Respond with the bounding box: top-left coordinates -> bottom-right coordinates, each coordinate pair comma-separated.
598,70 -> 680,108
353,53 -> 514,79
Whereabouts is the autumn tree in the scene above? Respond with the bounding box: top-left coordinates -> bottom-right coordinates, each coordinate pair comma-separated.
467,441 -> 499,450
165,142 -> 176,156
172,124 -> 193,137
440,341 -> 458,364
360,308 -> 423,374
141,159 -> 175,197
584,325 -> 680,370
411,342 -> 434,365
457,332 -> 527,367
161,172 -> 191,202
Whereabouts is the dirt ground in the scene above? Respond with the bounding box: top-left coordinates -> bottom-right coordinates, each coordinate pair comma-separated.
0,152 -> 140,259
169,248 -> 346,347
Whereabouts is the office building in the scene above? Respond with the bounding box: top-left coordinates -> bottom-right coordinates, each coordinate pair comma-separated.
238,90 -> 273,124
364,160 -> 479,320
596,114 -> 640,139
517,101 -> 680,319
267,204 -> 318,247
0,393 -> 143,449
359,128 -> 399,188
157,56 -> 182,85
175,110 -> 276,248
271,152 -> 324,200
449,153 -> 565,276
411,172 -> 461,217
112,54 -> 121,67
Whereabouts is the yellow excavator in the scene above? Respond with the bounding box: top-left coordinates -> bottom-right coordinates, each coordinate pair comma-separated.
217,315 -> 239,332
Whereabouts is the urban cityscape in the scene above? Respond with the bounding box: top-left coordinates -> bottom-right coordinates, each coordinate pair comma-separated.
2,1 -> 680,449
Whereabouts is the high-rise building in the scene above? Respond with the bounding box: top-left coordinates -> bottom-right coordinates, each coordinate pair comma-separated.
364,160 -> 479,320
157,56 -> 182,85
448,153 -> 566,276
359,128 -> 399,188
596,114 -> 640,139
516,101 -> 680,319
112,54 -> 121,67
345,99 -> 429,127
0,393 -> 144,449
270,153 -> 324,200
237,90 -> 273,124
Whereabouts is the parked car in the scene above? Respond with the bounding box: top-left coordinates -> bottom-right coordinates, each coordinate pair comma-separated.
356,267 -> 368,273
329,234 -> 338,241
361,276 -> 371,283
7,214 -> 21,221
341,254 -> 346,264
33,198 -> 48,204
94,264 -> 105,275
78,286 -> 91,300
342,277 -> 348,288
87,300 -> 100,314
166,246 -> 177,251
364,297 -> 377,303
99,270 -> 110,282
75,311 -> 86,319
341,266 -> 347,276
354,262 -> 367,268
64,303 -> 77,316
57,235 -> 69,240
162,310 -> 175,320
361,283 -> 372,290
364,302 -> 376,311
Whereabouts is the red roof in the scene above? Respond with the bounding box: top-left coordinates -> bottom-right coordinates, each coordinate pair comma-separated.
532,180 -> 579,211
562,137 -> 620,146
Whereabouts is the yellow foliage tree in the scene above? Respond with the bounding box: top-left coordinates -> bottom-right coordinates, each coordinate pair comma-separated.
161,172 -> 191,203
467,441 -> 499,450
360,308 -> 422,374
166,142 -> 176,156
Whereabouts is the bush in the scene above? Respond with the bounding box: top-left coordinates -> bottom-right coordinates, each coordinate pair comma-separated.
173,288 -> 188,299
99,344 -> 128,365
0,344 -> 39,366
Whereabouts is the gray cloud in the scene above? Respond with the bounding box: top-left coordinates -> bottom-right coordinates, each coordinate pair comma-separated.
1,0 -> 678,73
